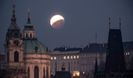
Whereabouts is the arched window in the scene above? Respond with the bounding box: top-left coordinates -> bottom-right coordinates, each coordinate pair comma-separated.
30,33 -> 32,38
34,66 -> 39,78
14,51 -> 19,62
28,67 -> 30,78
43,67 -> 45,78
46,66 -> 49,78
25,33 -> 28,38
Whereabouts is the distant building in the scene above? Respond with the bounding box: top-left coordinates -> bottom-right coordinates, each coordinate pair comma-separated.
123,41 -> 133,70
50,48 -> 80,76
80,44 -> 106,78
50,41 -> 133,78
50,43 -> 107,78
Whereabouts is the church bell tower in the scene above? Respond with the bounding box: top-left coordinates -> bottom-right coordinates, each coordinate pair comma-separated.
5,3 -> 25,78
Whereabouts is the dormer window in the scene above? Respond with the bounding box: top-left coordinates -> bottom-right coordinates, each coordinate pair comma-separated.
35,46 -> 38,53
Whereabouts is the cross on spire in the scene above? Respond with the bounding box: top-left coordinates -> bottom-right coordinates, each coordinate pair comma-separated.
27,8 -> 31,24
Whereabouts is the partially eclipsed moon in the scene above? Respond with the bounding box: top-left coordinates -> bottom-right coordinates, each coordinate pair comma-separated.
50,14 -> 64,29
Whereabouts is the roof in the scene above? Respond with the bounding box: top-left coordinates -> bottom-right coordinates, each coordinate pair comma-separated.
81,41 -> 133,53
53,47 -> 82,52
123,41 -> 133,51
24,39 -> 47,54
81,43 -> 107,53
24,25 -> 35,31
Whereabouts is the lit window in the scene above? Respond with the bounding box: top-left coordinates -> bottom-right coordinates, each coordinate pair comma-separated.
63,56 -> 66,59
74,56 -> 76,59
54,57 -> 56,60
67,56 -> 69,59
125,52 -> 130,56
77,55 -> 79,59
71,56 -> 73,59
82,72 -> 85,75
51,57 -> 53,60
73,71 -> 80,77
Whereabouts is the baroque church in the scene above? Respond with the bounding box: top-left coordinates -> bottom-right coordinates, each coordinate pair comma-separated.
4,3 -> 51,78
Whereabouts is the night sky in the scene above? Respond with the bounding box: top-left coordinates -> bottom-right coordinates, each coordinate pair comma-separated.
0,0 -> 133,52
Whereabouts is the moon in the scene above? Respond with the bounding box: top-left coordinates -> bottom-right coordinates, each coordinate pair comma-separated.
50,14 -> 64,29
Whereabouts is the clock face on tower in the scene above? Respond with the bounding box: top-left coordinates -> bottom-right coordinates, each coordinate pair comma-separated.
13,40 -> 19,46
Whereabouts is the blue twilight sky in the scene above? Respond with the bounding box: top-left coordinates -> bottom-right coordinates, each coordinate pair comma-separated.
0,0 -> 133,51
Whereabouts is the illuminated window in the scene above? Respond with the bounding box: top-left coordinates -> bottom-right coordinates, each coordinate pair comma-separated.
74,56 -> 76,59
67,56 -> 69,59
51,57 -> 53,60
54,57 -> 56,60
71,56 -> 73,59
125,52 -> 130,56
63,56 -> 66,59
82,72 -> 85,75
73,71 -> 80,77
77,55 -> 79,59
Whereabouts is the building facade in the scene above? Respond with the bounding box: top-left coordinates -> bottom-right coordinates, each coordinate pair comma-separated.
50,45 -> 106,78
50,50 -> 80,75
50,42 -> 133,78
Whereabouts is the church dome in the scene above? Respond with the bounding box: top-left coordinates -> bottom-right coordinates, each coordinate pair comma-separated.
24,39 -> 47,53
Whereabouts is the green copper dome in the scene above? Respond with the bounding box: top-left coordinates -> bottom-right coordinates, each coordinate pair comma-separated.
24,39 -> 47,54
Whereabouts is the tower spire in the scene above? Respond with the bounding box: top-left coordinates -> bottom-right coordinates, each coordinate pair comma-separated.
105,28 -> 126,73
119,17 -> 121,29
9,0 -> 19,30
27,8 -> 31,24
95,32 -> 97,44
11,1 -> 16,24
109,17 -> 111,29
